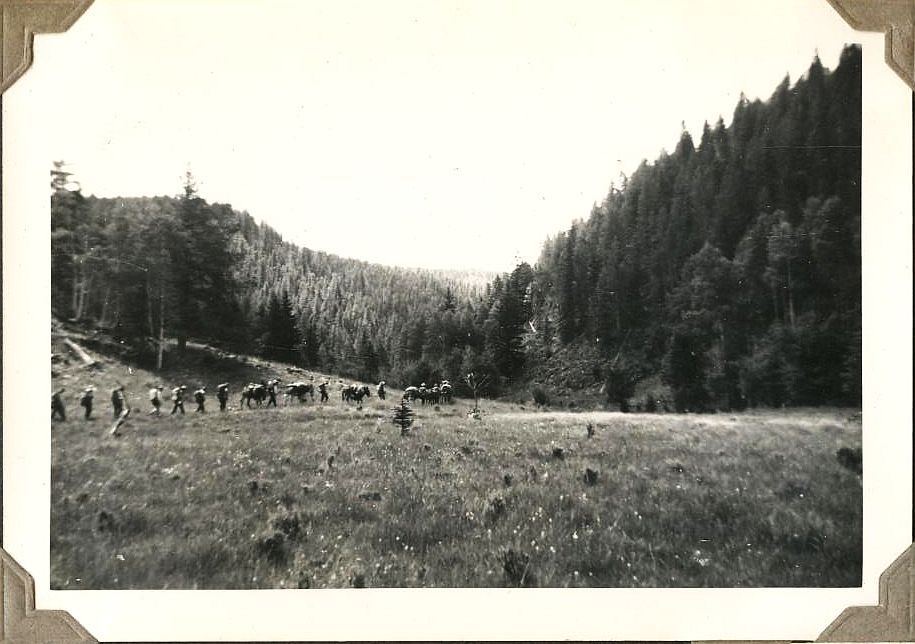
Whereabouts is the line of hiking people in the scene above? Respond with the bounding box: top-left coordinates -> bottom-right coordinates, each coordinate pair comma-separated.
51,378 -> 392,424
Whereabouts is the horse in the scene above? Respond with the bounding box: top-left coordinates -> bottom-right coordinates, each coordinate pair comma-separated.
440,383 -> 453,404
240,383 -> 267,408
284,382 -> 314,404
351,385 -> 371,403
343,384 -> 371,403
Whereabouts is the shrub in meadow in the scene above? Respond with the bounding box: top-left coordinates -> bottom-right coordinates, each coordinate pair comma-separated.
500,548 -> 535,587
485,495 -> 507,522
532,386 -> 550,407
96,510 -> 115,534
836,447 -> 862,475
253,530 -> 287,565
269,508 -> 303,541
392,399 -> 414,436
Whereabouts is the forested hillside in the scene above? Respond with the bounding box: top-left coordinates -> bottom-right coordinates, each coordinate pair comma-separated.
524,45 -> 862,410
51,174 -> 493,386
51,45 -> 861,409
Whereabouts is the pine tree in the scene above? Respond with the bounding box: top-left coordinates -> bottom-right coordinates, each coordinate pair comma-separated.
392,398 -> 414,436
556,228 -> 579,342
440,286 -> 457,312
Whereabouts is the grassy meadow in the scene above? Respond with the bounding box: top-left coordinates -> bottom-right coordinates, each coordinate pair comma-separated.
50,338 -> 862,589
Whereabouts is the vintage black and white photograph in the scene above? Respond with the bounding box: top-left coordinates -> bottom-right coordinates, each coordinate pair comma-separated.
38,0 -> 871,594
6,1 -> 913,639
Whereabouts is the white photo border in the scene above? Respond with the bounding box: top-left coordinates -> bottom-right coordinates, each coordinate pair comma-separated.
2,0 -> 912,641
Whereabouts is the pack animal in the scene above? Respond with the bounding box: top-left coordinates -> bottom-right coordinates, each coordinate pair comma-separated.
240,383 -> 267,408
343,384 -> 371,403
285,382 -> 314,404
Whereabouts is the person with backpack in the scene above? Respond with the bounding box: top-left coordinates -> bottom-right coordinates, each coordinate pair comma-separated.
111,385 -> 126,419
79,387 -> 94,420
217,383 -> 229,411
194,387 -> 207,413
266,379 -> 279,408
171,385 -> 186,415
148,385 -> 163,416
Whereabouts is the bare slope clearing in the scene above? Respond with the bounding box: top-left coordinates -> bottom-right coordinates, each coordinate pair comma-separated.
50,336 -> 862,589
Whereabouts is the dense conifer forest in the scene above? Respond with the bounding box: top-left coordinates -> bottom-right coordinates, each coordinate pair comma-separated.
51,45 -> 861,410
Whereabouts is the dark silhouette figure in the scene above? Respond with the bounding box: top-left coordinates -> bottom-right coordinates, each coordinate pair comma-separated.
79,387 -> 94,420
217,383 -> 229,411
171,386 -> 186,415
194,387 -> 206,413
51,388 -> 66,421
111,386 -> 126,419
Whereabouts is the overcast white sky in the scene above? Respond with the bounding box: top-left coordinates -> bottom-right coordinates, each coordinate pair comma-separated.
31,0 -> 858,272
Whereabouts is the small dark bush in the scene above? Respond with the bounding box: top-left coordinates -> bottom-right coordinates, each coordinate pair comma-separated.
271,510 -> 303,540
532,386 -> 550,406
501,548 -> 535,587
253,530 -> 287,565
836,447 -> 862,475
485,495 -> 507,522
94,508 -> 148,538
96,510 -> 115,533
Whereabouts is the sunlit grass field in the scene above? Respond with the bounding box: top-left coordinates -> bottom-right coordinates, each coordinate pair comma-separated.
50,346 -> 862,589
